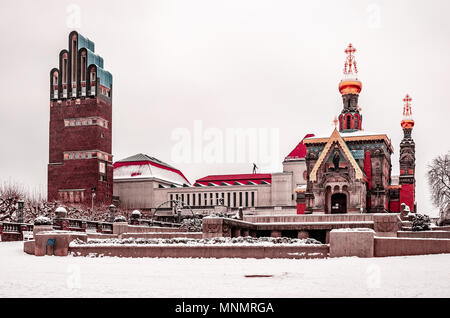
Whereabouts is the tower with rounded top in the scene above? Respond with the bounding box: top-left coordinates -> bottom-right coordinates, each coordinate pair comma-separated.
47,31 -> 113,206
338,44 -> 363,132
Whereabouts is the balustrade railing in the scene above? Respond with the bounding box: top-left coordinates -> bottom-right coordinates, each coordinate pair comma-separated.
1,222 -> 21,233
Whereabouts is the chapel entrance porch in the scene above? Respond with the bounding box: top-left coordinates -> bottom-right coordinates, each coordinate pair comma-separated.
331,193 -> 347,214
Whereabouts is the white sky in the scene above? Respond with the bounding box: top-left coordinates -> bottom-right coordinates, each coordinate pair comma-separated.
0,0 -> 449,216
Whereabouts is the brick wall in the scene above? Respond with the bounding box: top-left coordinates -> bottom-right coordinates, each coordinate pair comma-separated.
48,97 -> 113,204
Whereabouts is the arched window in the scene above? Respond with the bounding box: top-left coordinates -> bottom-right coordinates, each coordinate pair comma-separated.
53,72 -> 58,86
71,34 -> 77,83
346,115 -> 351,129
81,52 -> 87,82
62,54 -> 68,84
354,116 -> 359,130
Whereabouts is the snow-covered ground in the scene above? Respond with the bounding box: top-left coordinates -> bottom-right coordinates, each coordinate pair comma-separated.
0,242 -> 449,298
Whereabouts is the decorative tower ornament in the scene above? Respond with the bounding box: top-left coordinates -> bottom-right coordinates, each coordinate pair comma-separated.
399,94 -> 416,212
338,44 -> 363,132
343,43 -> 358,76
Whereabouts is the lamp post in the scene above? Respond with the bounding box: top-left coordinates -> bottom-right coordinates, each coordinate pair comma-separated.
17,199 -> 24,224
109,204 -> 115,223
91,187 -> 96,212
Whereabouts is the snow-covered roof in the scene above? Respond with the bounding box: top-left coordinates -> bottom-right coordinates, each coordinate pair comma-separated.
303,129 -> 394,153
194,174 -> 272,186
305,130 -> 389,140
113,153 -> 190,186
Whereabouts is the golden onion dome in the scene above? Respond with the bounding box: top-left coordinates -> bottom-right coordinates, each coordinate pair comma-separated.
339,79 -> 362,95
401,119 -> 415,129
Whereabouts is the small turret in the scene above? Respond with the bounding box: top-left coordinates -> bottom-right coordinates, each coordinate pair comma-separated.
338,44 -> 363,132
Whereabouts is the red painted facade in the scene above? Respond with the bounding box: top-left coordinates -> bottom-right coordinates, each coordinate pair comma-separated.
400,183 -> 415,212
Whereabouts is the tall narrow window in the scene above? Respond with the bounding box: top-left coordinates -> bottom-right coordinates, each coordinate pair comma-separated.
245,192 -> 248,207
251,192 -> 255,207
233,192 -> 236,207
71,37 -> 77,83
239,192 -> 243,207
346,115 -> 351,129
81,55 -> 86,82
227,192 -> 230,206
62,58 -> 68,84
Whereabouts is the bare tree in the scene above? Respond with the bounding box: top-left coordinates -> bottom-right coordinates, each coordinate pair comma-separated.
427,151 -> 450,217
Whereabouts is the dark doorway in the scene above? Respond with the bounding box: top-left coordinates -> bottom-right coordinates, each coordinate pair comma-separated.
331,193 -> 347,214
308,230 -> 327,244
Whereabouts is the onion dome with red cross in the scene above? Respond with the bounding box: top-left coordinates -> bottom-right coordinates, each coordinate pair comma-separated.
339,43 -> 362,95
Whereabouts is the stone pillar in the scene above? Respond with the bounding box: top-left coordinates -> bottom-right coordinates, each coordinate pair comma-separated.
20,224 -> 28,241
60,219 -> 69,231
232,228 -> 241,238
81,221 -> 87,232
33,225 -> 54,238
34,232 -> 88,256
297,231 -> 309,239
202,217 -> 232,239
330,229 -> 375,258
271,230 -> 282,238
113,222 -> 128,236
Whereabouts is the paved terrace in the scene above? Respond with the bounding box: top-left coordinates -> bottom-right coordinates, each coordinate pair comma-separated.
204,214 -> 401,243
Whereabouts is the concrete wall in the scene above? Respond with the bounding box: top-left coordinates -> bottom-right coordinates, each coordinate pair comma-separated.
271,173 -> 293,206
69,244 -> 329,259
121,232 -> 202,239
114,179 -> 155,209
374,237 -> 450,257
283,159 -> 307,205
244,214 -> 377,223
330,229 -> 375,258
397,231 -> 450,239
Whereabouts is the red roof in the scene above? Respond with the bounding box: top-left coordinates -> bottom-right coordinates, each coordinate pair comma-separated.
285,134 -> 315,161
195,174 -> 272,186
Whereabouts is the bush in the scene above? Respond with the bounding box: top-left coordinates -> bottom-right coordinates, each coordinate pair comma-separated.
180,218 -> 203,232
34,216 -> 52,226
412,214 -> 431,231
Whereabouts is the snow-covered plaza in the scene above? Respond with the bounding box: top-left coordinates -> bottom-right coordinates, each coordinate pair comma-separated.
0,242 -> 449,298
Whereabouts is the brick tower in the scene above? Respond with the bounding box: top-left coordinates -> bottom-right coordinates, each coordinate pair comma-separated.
399,94 -> 416,211
47,31 -> 113,206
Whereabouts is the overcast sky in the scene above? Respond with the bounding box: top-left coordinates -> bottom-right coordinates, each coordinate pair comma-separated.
0,0 -> 449,216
